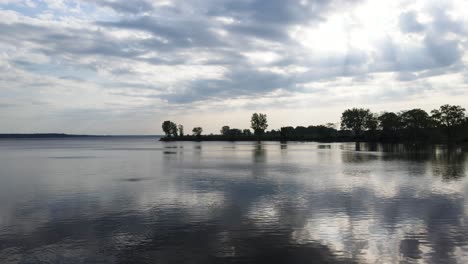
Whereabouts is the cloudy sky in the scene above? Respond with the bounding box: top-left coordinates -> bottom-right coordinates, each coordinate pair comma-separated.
1,0 -> 467,134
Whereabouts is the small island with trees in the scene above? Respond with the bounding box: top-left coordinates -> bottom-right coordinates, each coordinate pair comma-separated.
160,104 -> 468,143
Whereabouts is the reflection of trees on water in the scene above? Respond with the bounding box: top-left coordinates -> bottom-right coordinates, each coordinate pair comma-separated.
190,143 -> 202,162
341,143 -> 380,163
355,142 -> 361,152
431,146 -> 466,180
253,143 -> 266,164
341,151 -> 379,164
280,142 -> 288,150
346,143 -> 434,162
2,141 -> 468,263
400,238 -> 423,260
341,143 -> 468,180
381,144 -> 433,162
376,144 -> 467,179
194,144 -> 202,151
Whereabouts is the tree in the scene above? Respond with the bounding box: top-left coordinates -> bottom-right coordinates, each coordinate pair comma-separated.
378,112 -> 401,131
431,104 -> 466,138
162,121 -> 171,136
228,128 -> 242,136
220,126 -> 230,135
171,123 -> 178,137
366,114 -> 378,131
162,121 -> 178,137
280,126 -> 294,138
251,113 -> 268,136
340,108 -> 375,135
431,104 -> 466,128
325,123 -> 336,129
400,109 -> 431,129
178,124 -> 184,137
242,129 -> 252,136
192,127 -> 203,136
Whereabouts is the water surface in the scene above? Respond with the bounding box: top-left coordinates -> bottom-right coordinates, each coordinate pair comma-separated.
0,139 -> 467,263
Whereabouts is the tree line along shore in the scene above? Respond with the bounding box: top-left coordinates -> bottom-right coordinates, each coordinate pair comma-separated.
160,104 -> 468,143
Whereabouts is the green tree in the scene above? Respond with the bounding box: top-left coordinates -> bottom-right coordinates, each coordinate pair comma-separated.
192,127 -> 203,136
251,113 -> 268,136
162,121 -> 178,137
242,129 -> 252,136
340,108 -> 375,135
378,112 -> 401,131
178,124 -> 184,137
220,126 -> 230,135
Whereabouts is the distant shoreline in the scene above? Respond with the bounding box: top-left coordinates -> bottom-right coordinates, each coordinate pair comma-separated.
0,134 -> 160,139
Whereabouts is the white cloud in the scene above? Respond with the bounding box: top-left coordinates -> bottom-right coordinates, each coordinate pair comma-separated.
0,0 -> 467,134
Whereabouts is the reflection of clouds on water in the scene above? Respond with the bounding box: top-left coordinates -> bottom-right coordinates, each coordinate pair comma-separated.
247,196 -> 281,227
0,140 -> 468,263
289,191 -> 466,263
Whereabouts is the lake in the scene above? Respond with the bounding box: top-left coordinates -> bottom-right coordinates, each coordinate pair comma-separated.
0,138 -> 467,263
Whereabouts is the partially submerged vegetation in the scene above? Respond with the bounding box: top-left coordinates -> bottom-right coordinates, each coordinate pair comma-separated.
161,104 -> 468,143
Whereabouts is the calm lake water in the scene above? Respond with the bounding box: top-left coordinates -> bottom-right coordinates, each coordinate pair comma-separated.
0,138 -> 468,263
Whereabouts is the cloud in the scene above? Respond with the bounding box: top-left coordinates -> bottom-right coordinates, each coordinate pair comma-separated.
399,11 -> 425,33
0,103 -> 16,108
0,0 -> 467,133
83,0 -> 154,14
424,33 -> 460,67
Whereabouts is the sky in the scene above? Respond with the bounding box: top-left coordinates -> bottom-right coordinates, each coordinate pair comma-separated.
0,0 -> 467,135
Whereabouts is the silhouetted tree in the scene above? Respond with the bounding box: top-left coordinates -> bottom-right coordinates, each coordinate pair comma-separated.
280,126 -> 294,139
162,121 -> 171,137
400,109 -> 431,129
295,126 -> 308,135
378,112 -> 401,131
228,128 -> 242,136
192,127 -> 203,136
243,129 -> 252,136
160,104 -> 468,143
162,121 -> 178,137
221,126 -> 230,135
399,109 -> 432,141
178,124 -> 184,137
251,113 -> 268,136
267,129 -> 281,136
340,108 -> 375,136
431,104 -> 466,138
366,114 -> 378,131
325,123 -> 336,129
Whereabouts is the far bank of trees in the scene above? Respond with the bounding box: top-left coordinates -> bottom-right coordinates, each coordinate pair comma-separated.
161,121 -> 202,137
161,105 -> 468,142
161,112 -> 270,140
336,105 -> 466,142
